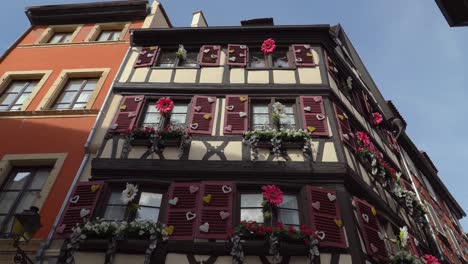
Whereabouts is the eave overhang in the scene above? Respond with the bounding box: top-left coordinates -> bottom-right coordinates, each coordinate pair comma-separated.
131,25 -> 333,47
25,0 -> 148,26
435,0 -> 468,27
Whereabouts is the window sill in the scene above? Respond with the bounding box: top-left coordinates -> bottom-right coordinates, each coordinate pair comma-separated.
246,67 -> 297,71
151,66 -> 200,70
0,109 -> 99,117
18,40 -> 128,48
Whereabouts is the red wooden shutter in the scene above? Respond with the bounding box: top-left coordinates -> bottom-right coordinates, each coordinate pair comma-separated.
224,95 -> 248,135
226,44 -> 248,67
353,197 -> 388,262
385,130 -> 400,153
134,46 -> 159,68
291,44 -> 315,67
109,95 -> 144,134
306,186 -> 346,248
198,45 -> 221,66
407,233 -> 421,257
55,181 -> 105,238
196,181 -> 234,239
325,54 -> 340,83
188,96 -> 217,135
299,96 -> 329,137
333,103 -> 356,151
165,182 -> 201,240
401,179 -> 414,192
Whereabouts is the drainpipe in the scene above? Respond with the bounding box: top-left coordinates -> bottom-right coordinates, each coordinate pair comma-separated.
36,47 -> 131,263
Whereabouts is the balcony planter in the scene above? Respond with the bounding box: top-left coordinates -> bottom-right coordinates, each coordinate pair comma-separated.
78,238 -> 110,252
117,239 -> 150,253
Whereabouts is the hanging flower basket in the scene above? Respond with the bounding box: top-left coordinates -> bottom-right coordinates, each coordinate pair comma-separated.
261,38 -> 276,54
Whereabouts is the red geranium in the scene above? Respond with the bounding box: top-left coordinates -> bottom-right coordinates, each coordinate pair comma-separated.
423,255 -> 440,264
356,131 -> 371,147
155,97 -> 174,114
261,185 -> 283,206
261,38 -> 276,54
372,112 -> 383,125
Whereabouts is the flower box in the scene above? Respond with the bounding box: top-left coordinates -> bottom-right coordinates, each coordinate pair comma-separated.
256,140 -> 304,149
78,239 -> 110,252
131,138 -> 152,147
117,239 -> 150,253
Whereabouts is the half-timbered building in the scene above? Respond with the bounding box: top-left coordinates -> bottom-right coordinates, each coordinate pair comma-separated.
46,10 -> 468,264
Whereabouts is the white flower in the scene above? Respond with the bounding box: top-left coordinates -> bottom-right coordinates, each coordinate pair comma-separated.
272,102 -> 285,115
399,226 -> 408,248
176,44 -> 187,60
139,230 -> 145,236
121,183 -> 139,204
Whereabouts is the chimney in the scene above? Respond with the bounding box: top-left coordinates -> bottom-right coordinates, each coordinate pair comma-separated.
191,11 -> 208,27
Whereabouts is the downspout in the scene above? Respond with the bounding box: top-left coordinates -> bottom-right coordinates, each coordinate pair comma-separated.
36,47 -> 131,263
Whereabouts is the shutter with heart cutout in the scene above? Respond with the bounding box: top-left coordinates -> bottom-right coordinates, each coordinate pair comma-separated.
307,186 -> 346,248
223,95 -> 248,135
333,103 -> 356,151
198,45 -> 221,66
299,96 -> 329,137
226,44 -> 248,67
352,89 -> 372,120
109,95 -> 144,134
55,181 -> 105,238
385,130 -> 400,153
196,181 -> 234,239
353,197 -> 388,262
291,44 -> 315,67
134,46 -> 159,68
165,182 -> 201,240
188,96 -> 217,135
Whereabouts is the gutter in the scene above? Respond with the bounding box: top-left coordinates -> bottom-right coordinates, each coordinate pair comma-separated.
36,47 -> 131,263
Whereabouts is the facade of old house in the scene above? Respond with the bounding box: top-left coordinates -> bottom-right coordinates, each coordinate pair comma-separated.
0,0 -> 152,262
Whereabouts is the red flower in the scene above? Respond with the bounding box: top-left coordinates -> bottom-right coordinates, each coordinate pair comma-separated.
261,185 -> 284,206
155,97 -> 174,114
423,255 -> 440,264
356,131 -> 371,146
265,227 -> 272,233
261,38 -> 276,54
372,112 -> 383,125
288,225 -> 296,233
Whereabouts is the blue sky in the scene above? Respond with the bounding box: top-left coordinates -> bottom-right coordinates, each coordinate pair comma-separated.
1,0 -> 467,230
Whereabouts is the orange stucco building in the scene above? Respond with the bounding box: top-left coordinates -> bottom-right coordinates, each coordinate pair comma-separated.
0,0 -> 150,262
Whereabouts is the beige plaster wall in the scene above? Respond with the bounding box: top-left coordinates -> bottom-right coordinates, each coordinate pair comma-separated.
149,69 -> 172,82
247,70 -> 269,84
173,69 -> 197,83
230,68 -> 245,83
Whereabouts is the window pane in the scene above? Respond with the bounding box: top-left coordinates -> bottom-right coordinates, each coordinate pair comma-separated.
83,79 -> 98,91
72,103 -> 86,109
30,168 -> 50,189
139,192 -> 162,207
56,104 -> 70,110
273,53 -> 289,68
0,105 -> 8,111
111,32 -> 121,41
143,113 -> 161,127
278,209 -> 300,226
250,53 -> 266,68
57,92 -> 76,104
172,104 -> 188,113
170,114 -> 186,125
157,51 -> 176,67
136,207 -> 159,222
15,93 -> 30,105
253,105 -> 269,114
108,192 -> 126,205
9,105 -> 22,111
279,195 -> 298,209
0,94 -> 17,105
48,34 -> 62,44
283,105 -> 294,114
5,171 -> 31,190
0,192 -> 19,214
15,191 -> 40,213
178,52 -> 198,67
253,115 -> 269,125
76,91 -> 91,103
7,82 -> 27,93
97,31 -> 111,41
65,80 -> 83,91
103,205 -> 126,221
24,82 -> 38,93
240,194 -> 263,207
241,209 -> 263,223
62,33 -> 72,43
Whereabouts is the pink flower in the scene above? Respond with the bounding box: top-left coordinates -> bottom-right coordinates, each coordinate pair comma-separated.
356,131 -> 371,146
155,97 -> 174,114
262,185 -> 283,206
372,112 -> 383,125
261,38 -> 276,54
423,255 -> 440,264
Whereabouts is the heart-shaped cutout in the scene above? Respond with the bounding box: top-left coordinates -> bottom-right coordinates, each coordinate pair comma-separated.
194,106 -> 202,112
186,212 -> 197,221
337,114 -> 345,121
239,53 -> 246,57
371,207 -> 377,216
207,97 -> 216,103
165,225 -> 174,235
316,114 -> 325,121
311,201 -> 320,210
226,105 -> 234,111
120,105 -> 127,110
239,112 -> 247,118
371,167 -> 378,176
315,231 -> 326,241
135,97 -> 143,102
220,211 -> 230,220
306,52 -> 313,57
303,106 -> 311,112
229,49 -> 235,53
414,238 -> 419,246
110,123 -> 118,130
80,208 -> 90,218
343,134 -> 350,140
362,213 -> 369,223
296,58 -> 303,62
307,126 -> 316,133
313,96 -> 322,103
335,219 -> 343,228
229,56 -> 236,62
189,185 -> 199,194
190,123 -> 199,130
327,193 -> 336,202
371,158 -> 377,167
222,185 -> 232,193
202,194 -> 212,204
203,114 -> 212,120
168,197 -> 179,206
239,96 -> 247,102
224,125 -> 232,132
304,44 -> 311,49
70,195 -> 80,204
240,45 -> 247,49
378,231 -> 385,240
128,112 -> 137,118
204,49 -> 210,53
199,222 -> 209,233
295,49 -> 302,53
370,243 -> 379,253
210,54 -> 218,59
57,224 -> 66,234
